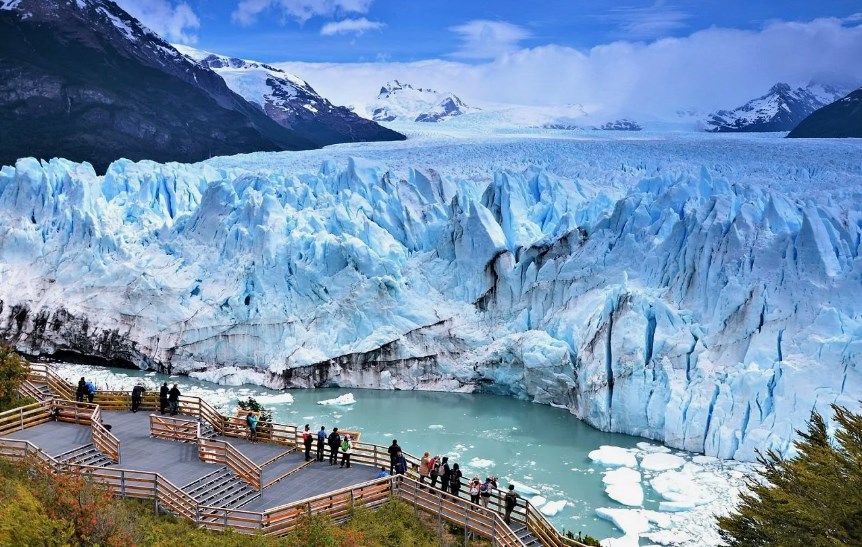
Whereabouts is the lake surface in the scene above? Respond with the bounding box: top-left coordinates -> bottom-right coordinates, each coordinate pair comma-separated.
54,362 -> 748,544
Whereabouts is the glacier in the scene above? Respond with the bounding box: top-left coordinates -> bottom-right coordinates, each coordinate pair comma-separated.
1,131 -> 861,461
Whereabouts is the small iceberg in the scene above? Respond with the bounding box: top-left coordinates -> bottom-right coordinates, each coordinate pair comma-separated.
639,453 -> 685,472
539,500 -> 567,516
317,393 -> 356,406
256,392 -> 295,404
507,480 -> 540,496
589,445 -> 637,468
469,457 -> 495,469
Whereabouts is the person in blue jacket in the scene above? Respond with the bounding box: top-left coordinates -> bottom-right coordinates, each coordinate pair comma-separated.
85,380 -> 96,404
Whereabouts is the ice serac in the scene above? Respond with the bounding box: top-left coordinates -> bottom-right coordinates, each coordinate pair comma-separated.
1,138 -> 861,462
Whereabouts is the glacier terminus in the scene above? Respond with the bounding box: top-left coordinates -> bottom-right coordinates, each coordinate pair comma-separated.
1,131 -> 861,463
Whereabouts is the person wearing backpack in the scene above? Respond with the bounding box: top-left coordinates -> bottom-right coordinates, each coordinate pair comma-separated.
480,477 -> 494,508
394,451 -> 407,475
246,412 -> 259,442
75,378 -> 86,402
339,435 -> 352,468
387,439 -> 401,475
429,454 -> 442,488
316,426 -> 326,461
469,476 -> 482,506
302,424 -> 313,461
85,380 -> 96,404
418,452 -> 431,484
327,428 -> 341,465
438,457 -> 451,491
503,484 -> 522,524
448,463 -> 462,497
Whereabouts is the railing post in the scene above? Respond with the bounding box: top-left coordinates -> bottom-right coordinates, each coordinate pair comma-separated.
154,476 -> 159,515
19,408 -> 23,430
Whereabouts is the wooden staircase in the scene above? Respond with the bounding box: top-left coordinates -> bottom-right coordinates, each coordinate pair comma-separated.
55,443 -> 114,467
182,467 -> 260,510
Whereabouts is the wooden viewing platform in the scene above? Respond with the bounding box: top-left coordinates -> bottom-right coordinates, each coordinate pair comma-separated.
0,363 -> 588,547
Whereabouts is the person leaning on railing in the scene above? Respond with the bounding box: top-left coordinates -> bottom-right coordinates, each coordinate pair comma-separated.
246,412 -> 259,443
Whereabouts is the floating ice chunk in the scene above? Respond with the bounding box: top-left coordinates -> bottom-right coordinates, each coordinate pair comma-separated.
651,470 -> 712,511
255,392 -> 295,404
600,536 -> 639,547
539,500 -> 567,516
603,468 -> 644,506
595,508 -> 651,536
640,453 -> 686,471
692,455 -> 720,465
529,495 -> 547,508
469,457 -> 495,469
589,446 -> 638,467
658,500 -> 698,512
636,442 -> 671,453
428,424 -> 444,429
645,530 -> 693,545
317,393 -> 356,405
507,480 -> 540,496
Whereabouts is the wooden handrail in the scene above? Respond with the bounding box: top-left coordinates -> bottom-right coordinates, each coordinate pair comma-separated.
90,403 -> 121,464
150,414 -> 200,443
197,438 -> 262,490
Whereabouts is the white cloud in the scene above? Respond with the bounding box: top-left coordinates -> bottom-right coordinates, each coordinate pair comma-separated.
277,17 -> 862,117
321,17 -> 384,36
606,2 -> 691,39
232,0 -> 374,26
449,20 -> 530,59
114,0 -> 200,44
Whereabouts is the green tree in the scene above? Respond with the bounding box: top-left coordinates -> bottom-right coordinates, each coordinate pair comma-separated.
718,404 -> 862,546
0,344 -> 27,407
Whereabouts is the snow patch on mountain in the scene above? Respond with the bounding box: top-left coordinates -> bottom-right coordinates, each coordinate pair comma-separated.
368,80 -> 477,122
706,82 -> 847,132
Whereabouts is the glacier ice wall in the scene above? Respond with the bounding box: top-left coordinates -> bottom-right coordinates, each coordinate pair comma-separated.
1,137 -> 861,460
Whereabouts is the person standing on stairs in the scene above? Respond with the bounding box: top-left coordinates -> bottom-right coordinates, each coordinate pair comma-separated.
439,457 -> 451,492
418,452 -> 431,484
302,424 -> 313,461
328,427 -> 341,465
76,378 -> 86,402
503,484 -> 522,524
159,382 -> 169,414
448,463 -> 463,497
316,426 -> 326,461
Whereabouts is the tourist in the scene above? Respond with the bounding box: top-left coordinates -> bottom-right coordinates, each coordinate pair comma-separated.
159,382 -> 169,414
418,452 -> 431,484
503,484 -> 522,524
85,379 -> 96,404
302,424 -> 313,461
387,439 -> 400,474
448,463 -> 463,497
394,451 -> 408,475
75,377 -> 86,402
167,383 -> 180,415
340,434 -> 352,468
327,427 -> 341,465
429,454 -> 442,488
316,426 -> 326,461
469,476 -> 481,506
438,456 -> 451,491
246,412 -> 258,442
480,477 -> 494,508
130,383 -> 145,412
375,467 -> 389,479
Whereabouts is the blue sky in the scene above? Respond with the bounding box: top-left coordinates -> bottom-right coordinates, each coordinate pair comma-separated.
117,1 -> 862,114
119,0 -> 861,63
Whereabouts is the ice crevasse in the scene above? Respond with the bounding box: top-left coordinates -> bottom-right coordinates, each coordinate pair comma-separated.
0,150 -> 860,462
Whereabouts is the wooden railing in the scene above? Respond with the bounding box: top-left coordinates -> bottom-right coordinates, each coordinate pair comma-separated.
222,415 -> 297,446
26,363 -> 76,400
0,402 -> 51,435
198,438 -> 262,490
150,414 -> 200,443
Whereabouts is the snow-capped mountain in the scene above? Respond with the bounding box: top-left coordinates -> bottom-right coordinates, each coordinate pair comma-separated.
369,80 -> 477,122
789,87 -> 862,138
0,0 -> 323,172
174,46 -> 404,146
2,135 -> 861,463
706,83 -> 847,132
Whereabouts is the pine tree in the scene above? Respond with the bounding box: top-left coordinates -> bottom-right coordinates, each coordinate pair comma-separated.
718,404 -> 862,546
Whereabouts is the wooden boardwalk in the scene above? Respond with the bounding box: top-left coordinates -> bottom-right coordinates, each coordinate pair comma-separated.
0,364 -> 589,547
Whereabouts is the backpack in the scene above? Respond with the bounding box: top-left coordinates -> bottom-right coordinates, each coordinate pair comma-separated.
480,482 -> 491,496
430,458 -> 440,474
505,491 -> 518,510
341,439 -> 350,452
469,483 -> 480,496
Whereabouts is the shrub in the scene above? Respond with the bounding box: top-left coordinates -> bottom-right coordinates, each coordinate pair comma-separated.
565,529 -> 602,546
0,344 -> 26,407
718,404 -> 862,546
237,396 -> 273,422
